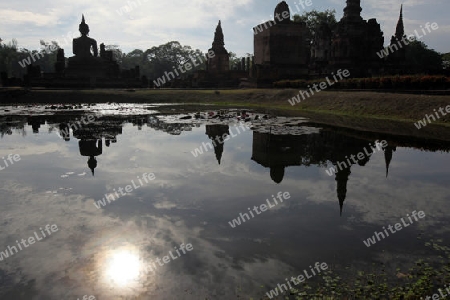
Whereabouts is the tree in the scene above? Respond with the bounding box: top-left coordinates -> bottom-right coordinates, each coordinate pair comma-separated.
442,53 -> 450,70
405,40 -> 443,73
228,52 -> 240,70
105,45 -> 123,65
0,39 -> 31,78
142,41 -> 204,80
293,9 -> 337,41
121,49 -> 144,69
35,40 -> 60,73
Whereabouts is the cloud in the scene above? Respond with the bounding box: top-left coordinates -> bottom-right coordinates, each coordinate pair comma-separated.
0,9 -> 59,26
0,0 -> 448,60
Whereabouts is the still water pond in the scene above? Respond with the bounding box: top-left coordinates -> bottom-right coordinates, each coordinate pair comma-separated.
0,105 -> 449,299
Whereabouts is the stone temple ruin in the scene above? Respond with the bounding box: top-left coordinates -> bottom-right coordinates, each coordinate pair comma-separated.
200,0 -> 406,87
252,1 -> 310,87
192,21 -> 248,88
27,15 -> 143,88
21,1 -> 407,88
251,0 -> 402,86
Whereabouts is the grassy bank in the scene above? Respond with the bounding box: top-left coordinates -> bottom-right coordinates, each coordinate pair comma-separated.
2,88 -> 450,141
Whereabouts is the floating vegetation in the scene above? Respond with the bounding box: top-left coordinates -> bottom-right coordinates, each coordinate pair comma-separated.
267,239 -> 450,300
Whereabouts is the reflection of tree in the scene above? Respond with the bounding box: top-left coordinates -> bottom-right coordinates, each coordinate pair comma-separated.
0,123 -> 13,137
147,116 -> 196,135
0,117 -> 27,138
59,123 -> 70,141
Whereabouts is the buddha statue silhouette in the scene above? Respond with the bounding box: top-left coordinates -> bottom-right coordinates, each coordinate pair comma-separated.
73,15 -> 98,59
66,14 -> 121,79
79,139 -> 103,176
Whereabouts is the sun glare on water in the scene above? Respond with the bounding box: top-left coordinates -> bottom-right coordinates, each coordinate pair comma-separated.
105,250 -> 141,286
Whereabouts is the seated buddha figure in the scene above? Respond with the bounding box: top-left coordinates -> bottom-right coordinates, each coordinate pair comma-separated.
72,15 -> 99,60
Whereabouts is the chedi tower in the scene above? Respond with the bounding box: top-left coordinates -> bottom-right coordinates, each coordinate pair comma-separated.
330,0 -> 384,76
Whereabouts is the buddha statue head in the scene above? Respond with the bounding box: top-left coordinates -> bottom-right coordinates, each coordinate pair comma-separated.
79,15 -> 90,36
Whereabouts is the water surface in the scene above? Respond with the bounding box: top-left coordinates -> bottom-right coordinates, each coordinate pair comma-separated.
0,105 -> 449,299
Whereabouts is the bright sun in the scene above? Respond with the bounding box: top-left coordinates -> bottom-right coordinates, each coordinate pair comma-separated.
105,250 -> 141,286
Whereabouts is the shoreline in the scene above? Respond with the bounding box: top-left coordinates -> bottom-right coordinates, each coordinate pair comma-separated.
1,88 -> 449,141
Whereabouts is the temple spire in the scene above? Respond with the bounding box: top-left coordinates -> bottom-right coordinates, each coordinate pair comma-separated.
343,0 -> 362,21
274,1 -> 291,24
395,5 -> 404,40
212,20 -> 224,48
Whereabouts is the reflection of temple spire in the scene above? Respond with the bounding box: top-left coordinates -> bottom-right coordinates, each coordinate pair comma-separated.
335,166 -> 351,216
384,146 -> 396,178
214,142 -> 224,164
205,125 -> 229,165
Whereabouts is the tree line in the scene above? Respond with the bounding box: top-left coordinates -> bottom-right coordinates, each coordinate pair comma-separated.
0,10 -> 446,81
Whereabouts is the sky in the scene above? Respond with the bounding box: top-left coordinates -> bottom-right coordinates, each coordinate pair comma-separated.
1,0 -> 449,57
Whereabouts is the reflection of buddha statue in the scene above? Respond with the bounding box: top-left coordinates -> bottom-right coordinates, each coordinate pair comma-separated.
73,15 -> 98,58
270,166 -> 285,184
79,139 -> 102,176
